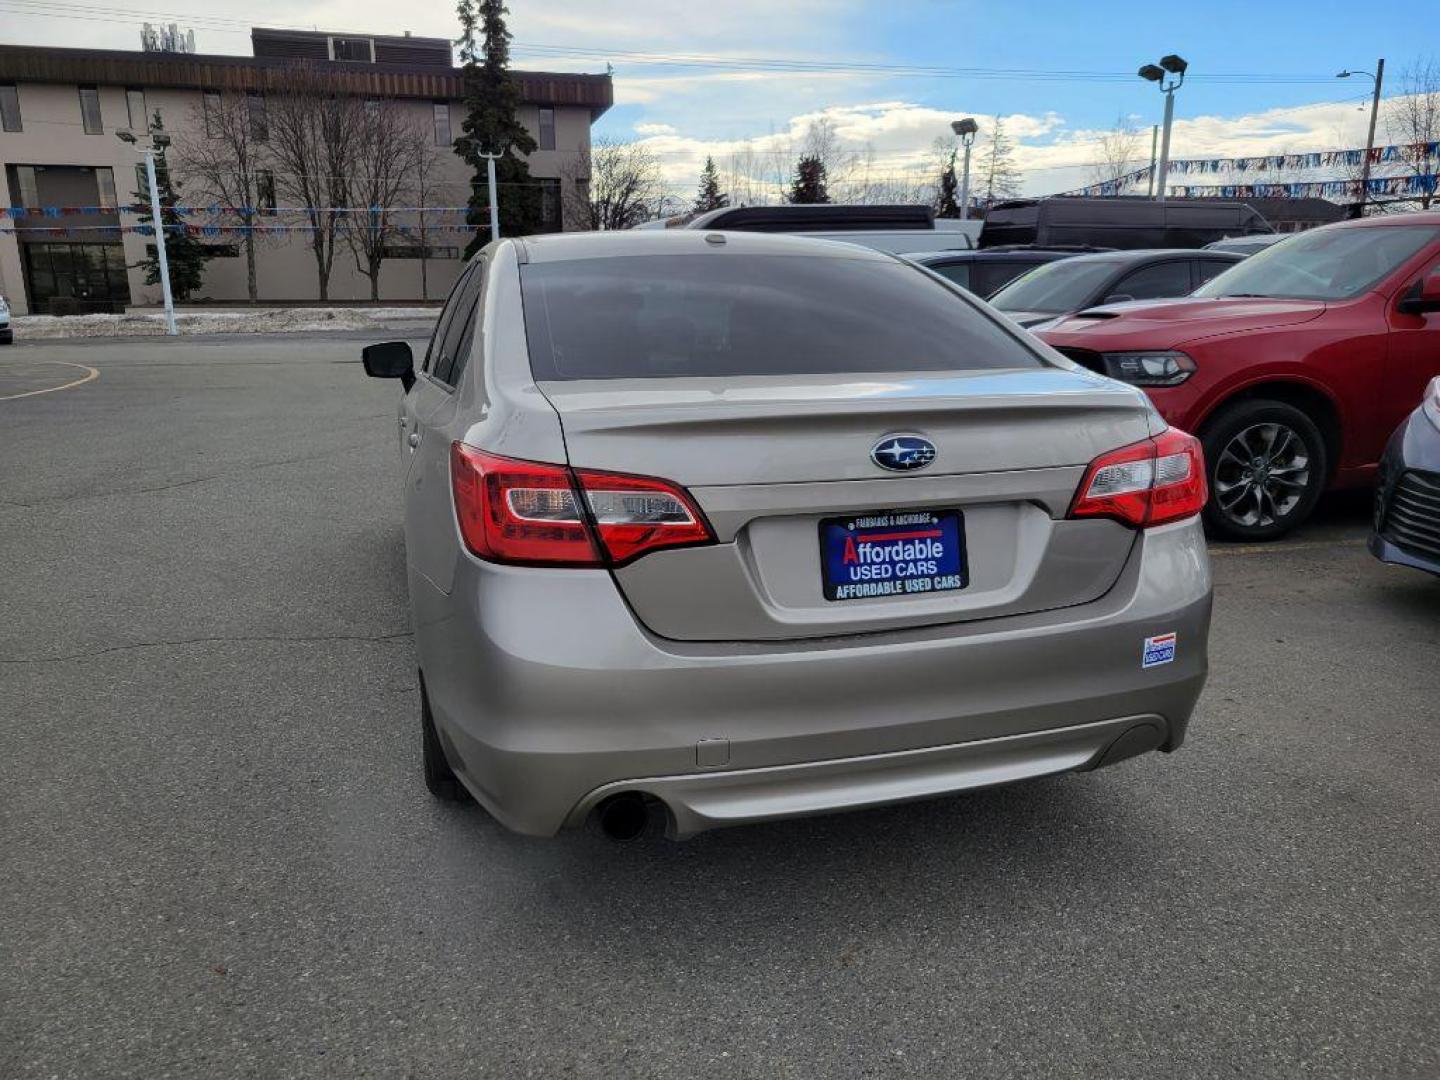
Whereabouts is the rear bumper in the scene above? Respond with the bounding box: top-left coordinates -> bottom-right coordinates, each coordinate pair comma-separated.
415,517 -> 1212,837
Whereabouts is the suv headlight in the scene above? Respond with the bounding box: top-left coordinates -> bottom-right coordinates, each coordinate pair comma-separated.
1101,351 -> 1196,387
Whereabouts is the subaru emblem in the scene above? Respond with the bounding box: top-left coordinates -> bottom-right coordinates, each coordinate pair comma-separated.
870,434 -> 937,472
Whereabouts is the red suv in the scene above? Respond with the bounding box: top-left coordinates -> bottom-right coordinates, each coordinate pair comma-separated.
1038,214 -> 1440,539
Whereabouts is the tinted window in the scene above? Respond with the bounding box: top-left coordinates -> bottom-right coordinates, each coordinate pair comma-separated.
447,264 -> 487,386
1196,225 -> 1440,301
1195,257 -> 1234,285
433,262 -> 486,385
0,84 -> 20,133
78,86 -> 102,134
926,261 -> 971,289
424,263 -> 477,373
990,258 -> 1124,314
1110,260 -> 1193,301
970,260 -> 1035,298
521,254 -> 1044,381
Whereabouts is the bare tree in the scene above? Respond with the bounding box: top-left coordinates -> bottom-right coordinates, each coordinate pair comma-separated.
1087,115 -> 1145,188
265,68 -> 363,301
723,142 -> 767,206
1385,57 -> 1440,210
174,90 -> 268,302
343,101 -> 428,301
564,137 -> 667,230
978,116 -> 1021,208
409,142 -> 446,300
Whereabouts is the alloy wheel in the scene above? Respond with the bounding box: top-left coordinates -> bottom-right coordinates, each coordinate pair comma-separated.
1212,422 -> 1312,530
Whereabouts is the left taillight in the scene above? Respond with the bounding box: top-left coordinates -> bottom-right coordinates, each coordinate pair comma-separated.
449,443 -> 714,567
1068,427 -> 1208,528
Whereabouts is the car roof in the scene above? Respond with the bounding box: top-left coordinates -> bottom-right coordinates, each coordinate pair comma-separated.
1049,248 -> 1243,267
912,249 -> 1064,264
513,229 -> 900,265
1324,211 -> 1440,230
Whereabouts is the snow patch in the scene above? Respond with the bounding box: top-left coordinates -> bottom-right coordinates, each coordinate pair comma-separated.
12,307 -> 439,340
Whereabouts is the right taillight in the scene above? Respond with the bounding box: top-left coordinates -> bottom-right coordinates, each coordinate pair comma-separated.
1068,427 -> 1207,528
450,443 -> 714,567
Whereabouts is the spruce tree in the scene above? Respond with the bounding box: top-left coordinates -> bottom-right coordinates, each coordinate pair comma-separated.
131,112 -> 212,301
693,156 -> 728,213
934,148 -> 960,218
787,155 -> 830,204
979,116 -> 1021,209
454,0 -> 541,255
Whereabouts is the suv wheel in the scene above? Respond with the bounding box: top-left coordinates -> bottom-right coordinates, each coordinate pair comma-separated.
420,673 -> 470,802
1200,399 -> 1328,542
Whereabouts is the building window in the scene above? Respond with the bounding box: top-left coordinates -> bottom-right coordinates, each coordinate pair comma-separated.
0,84 -> 20,133
538,106 -> 555,151
432,102 -> 451,147
330,37 -> 374,62
79,85 -> 103,134
125,88 -> 148,133
256,169 -> 276,213
247,92 -> 267,142
17,165 -> 40,208
381,244 -> 460,260
134,162 -> 147,197
203,90 -> 221,137
538,177 -> 562,232
96,167 -> 117,207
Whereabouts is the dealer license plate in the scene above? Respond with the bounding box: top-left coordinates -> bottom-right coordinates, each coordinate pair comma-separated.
818,509 -> 967,602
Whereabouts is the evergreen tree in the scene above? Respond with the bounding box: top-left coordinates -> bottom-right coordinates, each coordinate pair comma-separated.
934,148 -> 960,218
693,156 -> 729,213
979,116 -> 1021,209
131,112 -> 212,301
787,155 -> 830,204
454,0 -> 541,255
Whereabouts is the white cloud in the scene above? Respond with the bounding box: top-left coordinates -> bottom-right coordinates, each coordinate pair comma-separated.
633,122 -> 678,136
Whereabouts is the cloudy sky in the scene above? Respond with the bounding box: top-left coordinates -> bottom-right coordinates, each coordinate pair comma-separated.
4,0 -> 1428,197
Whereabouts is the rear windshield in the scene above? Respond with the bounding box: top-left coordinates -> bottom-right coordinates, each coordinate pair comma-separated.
1194,225 -> 1440,301
520,254 -> 1044,381
989,258 -> 1122,314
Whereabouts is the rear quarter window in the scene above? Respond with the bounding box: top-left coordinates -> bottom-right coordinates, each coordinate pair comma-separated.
520,253 -> 1045,381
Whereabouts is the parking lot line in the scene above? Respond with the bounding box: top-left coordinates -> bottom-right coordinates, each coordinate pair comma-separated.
0,360 -> 100,402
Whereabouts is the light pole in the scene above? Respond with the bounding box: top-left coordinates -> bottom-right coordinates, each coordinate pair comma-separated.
1138,54 -> 1187,203
950,117 -> 979,220
479,150 -> 501,241
118,128 -> 177,335
1338,60 -> 1385,216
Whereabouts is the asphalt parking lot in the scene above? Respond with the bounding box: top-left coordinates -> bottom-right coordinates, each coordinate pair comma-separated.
3,335 -> 1439,1079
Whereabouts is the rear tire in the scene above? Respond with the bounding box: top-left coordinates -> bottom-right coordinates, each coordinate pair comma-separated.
420,673 -> 470,803
1199,399 -> 1328,542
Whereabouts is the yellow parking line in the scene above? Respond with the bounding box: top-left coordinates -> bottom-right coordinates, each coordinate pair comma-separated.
1210,538 -> 1367,556
0,360 -> 100,402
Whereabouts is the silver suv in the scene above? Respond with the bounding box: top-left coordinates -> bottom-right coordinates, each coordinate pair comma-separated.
364,230 -> 1213,840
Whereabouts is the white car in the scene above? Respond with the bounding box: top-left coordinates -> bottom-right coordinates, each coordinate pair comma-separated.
0,294 -> 12,345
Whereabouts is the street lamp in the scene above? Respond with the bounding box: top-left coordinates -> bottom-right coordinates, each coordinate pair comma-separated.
950,117 -> 979,220
1138,53 -> 1187,203
1338,60 -> 1385,216
117,127 -> 177,335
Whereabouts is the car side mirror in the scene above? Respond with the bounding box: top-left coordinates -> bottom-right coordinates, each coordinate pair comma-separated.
1398,272 -> 1440,316
1102,293 -> 1135,306
362,341 -> 415,390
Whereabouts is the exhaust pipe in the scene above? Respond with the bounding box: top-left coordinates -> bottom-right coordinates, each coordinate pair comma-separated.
594,792 -> 650,842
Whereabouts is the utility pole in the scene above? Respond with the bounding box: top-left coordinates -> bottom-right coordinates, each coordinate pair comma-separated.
1338,61 -> 1385,216
1139,55 -> 1188,203
480,151 -> 501,241
950,117 -> 979,221
119,128 -> 177,335
1148,124 -> 1159,197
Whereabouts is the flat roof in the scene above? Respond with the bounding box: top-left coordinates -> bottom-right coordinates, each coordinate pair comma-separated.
0,42 -> 613,115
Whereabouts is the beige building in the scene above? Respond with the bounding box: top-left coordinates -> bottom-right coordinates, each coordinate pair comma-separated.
0,30 -> 612,315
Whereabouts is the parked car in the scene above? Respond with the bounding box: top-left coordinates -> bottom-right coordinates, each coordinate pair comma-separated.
641,203 -> 981,254
1370,376 -> 1440,577
989,249 -> 1245,328
0,294 -> 12,344
362,229 -> 1212,840
909,246 -> 1095,298
1205,234 -> 1288,256
980,197 -> 1272,250
1038,214 -> 1440,541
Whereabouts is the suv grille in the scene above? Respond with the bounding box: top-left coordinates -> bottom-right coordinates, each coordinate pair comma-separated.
1381,469 -> 1440,561
1053,347 -> 1105,374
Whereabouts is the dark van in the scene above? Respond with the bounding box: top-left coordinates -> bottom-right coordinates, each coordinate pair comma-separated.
979,197 -> 1272,251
